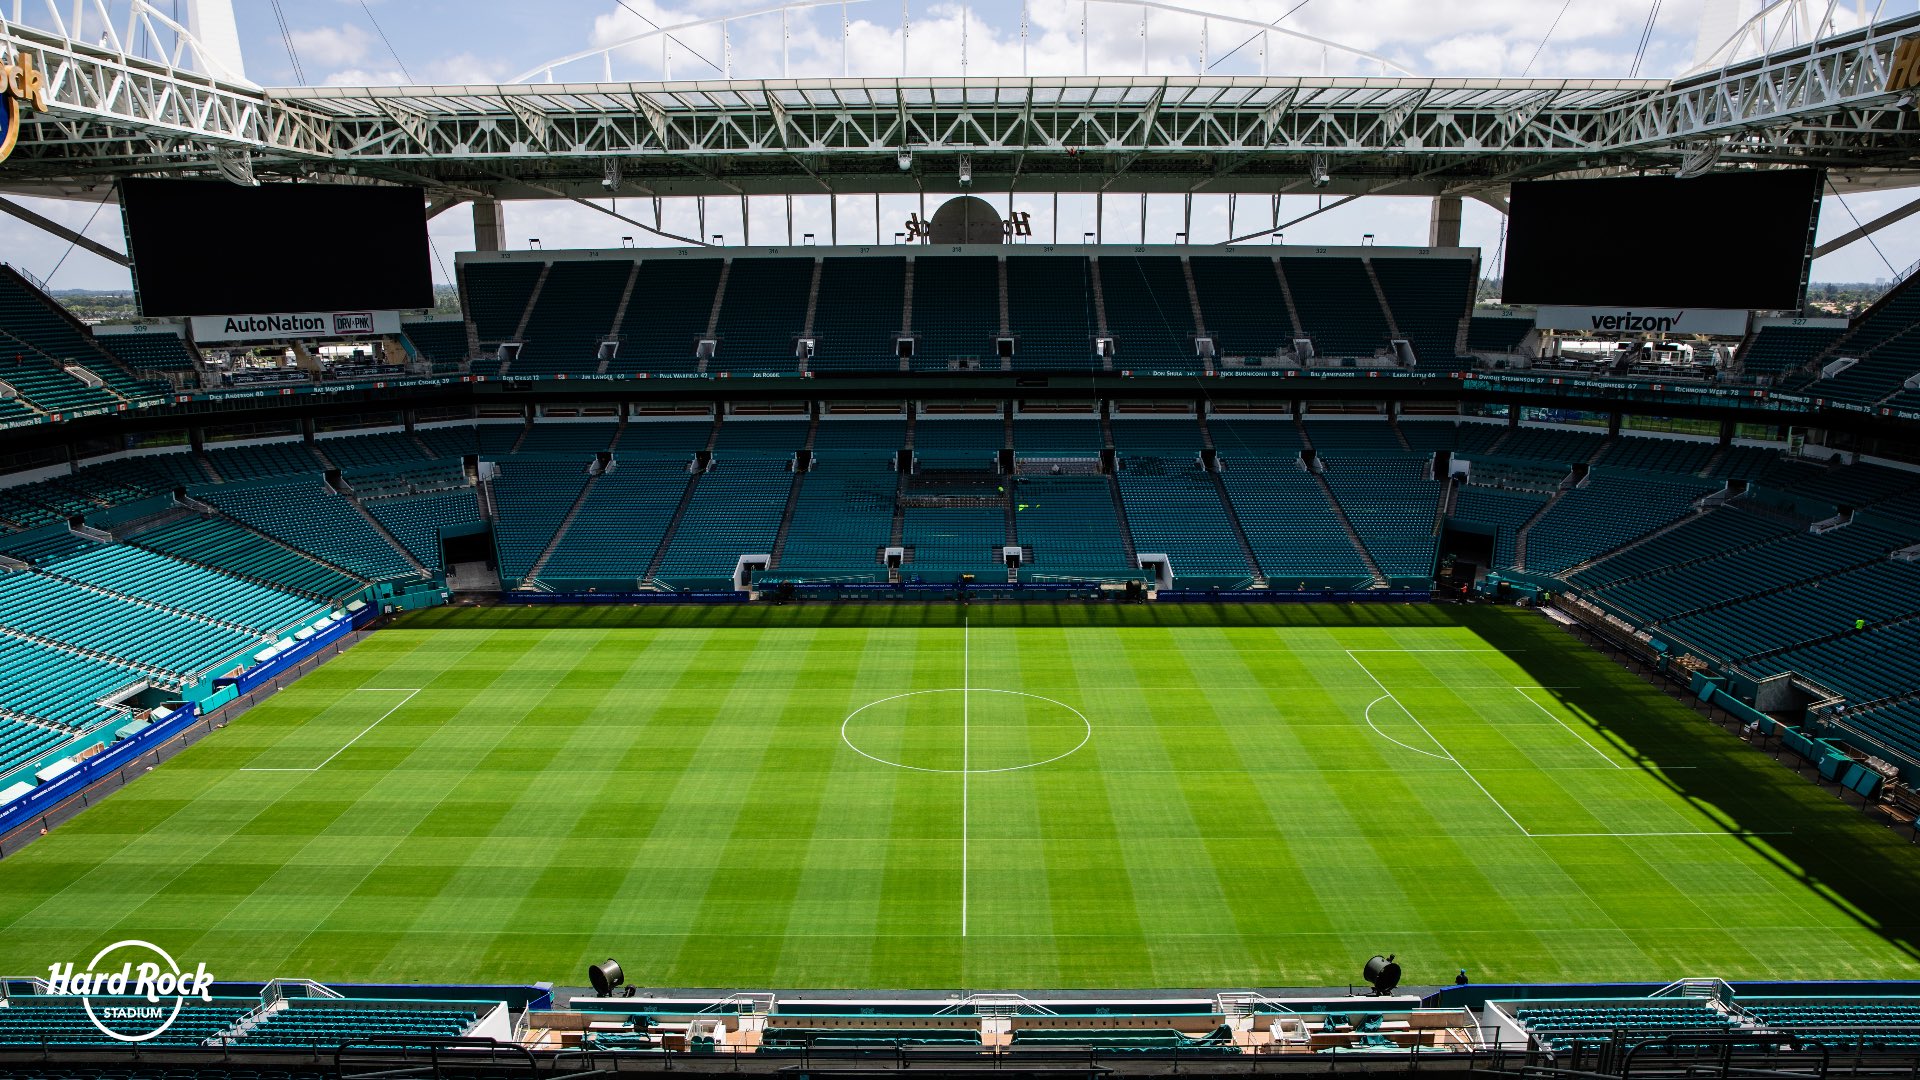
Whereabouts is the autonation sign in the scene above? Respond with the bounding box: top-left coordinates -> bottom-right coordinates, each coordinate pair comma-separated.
1533,306 -> 1748,337
45,940 -> 214,1042
190,309 -> 402,343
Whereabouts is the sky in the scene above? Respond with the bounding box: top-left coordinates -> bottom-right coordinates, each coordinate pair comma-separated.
4,0 -> 1920,293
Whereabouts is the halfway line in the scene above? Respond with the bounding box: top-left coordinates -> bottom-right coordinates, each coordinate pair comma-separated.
961,613 -> 969,938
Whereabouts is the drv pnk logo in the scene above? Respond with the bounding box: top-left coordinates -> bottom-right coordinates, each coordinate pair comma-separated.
46,940 -> 214,1042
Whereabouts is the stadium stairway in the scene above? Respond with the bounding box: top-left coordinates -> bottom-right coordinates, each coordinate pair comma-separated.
640,463 -> 707,583
179,498 -> 375,591
524,471 -> 602,583
1512,487 -> 1569,572
1307,468 -> 1387,586
346,498 -> 429,576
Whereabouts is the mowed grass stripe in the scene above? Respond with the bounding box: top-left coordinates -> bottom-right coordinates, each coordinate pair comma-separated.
0,607 -> 1916,988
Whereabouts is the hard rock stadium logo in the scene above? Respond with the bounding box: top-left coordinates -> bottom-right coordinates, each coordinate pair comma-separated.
0,47 -> 50,165
44,940 -> 215,1043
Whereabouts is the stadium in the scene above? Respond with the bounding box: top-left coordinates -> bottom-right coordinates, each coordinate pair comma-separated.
1,0 -> 1920,1076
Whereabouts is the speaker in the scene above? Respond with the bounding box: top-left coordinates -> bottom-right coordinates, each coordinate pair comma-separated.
588,959 -> 624,997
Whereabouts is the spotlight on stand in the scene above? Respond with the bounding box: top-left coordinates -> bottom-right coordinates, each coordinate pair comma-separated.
1363,954 -> 1402,996
589,958 -> 633,998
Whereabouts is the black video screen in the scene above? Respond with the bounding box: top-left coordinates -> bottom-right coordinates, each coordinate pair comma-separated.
122,179 -> 432,317
1501,170 -> 1821,310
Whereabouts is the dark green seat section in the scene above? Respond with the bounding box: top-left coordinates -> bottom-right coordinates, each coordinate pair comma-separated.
1116,456 -> 1250,582
490,459 -> 592,586
463,260 -> 544,370
513,260 -> 630,375
400,320 -> 470,371
540,459 -> 692,585
1467,315 -> 1531,353
1014,475 -> 1130,577
1006,256 -> 1097,369
1593,437 -> 1718,475
1189,256 -> 1289,359
1322,454 -> 1441,581
710,258 -> 813,373
94,330 -> 198,372
1741,324 -> 1844,378
910,256 -> 998,370
316,432 -> 436,471
1099,256 -> 1197,369
1371,257 -> 1475,368
204,441 -> 322,482
1525,470 -> 1717,574
1220,458 -> 1371,585
1281,257 -> 1389,359
811,258 -> 906,371
135,515 -> 364,601
1450,486 -> 1547,569
367,487 -> 482,569
654,458 -> 791,584
608,259 -> 723,375
196,479 -> 417,581
1783,276 -> 1920,403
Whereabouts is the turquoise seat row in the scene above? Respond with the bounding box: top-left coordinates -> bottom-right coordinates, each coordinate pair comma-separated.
46,544 -> 319,636
135,516 -> 365,600
195,480 -> 417,582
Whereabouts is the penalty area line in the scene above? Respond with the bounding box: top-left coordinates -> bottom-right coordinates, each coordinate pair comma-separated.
238,688 -> 420,773
1344,653 -> 1774,840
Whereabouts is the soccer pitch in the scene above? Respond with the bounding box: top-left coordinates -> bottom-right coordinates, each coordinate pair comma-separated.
1,603 -> 1915,990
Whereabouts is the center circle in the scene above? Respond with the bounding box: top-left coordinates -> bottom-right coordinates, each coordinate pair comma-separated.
841,689 -> 1091,774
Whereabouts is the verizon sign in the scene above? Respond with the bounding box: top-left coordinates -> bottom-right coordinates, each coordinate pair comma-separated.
1533,306 -> 1747,337
189,310 -> 401,343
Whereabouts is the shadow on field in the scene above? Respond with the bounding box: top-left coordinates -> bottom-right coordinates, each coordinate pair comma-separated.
1448,604 -> 1920,970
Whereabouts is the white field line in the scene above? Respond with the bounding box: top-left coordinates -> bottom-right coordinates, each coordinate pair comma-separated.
961,614 -> 969,938
1513,686 -> 1621,769
238,688 -> 420,773
1343,652 -> 1780,839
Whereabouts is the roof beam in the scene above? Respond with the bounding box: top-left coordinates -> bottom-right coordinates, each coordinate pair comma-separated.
0,196 -> 130,267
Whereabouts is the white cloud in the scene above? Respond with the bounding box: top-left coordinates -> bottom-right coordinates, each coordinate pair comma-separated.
289,25 -> 371,69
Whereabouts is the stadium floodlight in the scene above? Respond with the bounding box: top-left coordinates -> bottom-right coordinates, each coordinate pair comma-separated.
529,238 -> 542,249
588,958 -> 631,997
1310,154 -> 1331,188
897,147 -> 913,171
1362,233 -> 1375,246
958,155 -> 973,187
621,236 -> 634,248
1363,954 -> 1402,996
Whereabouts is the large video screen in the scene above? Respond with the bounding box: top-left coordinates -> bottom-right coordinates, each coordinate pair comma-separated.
122,179 -> 432,317
1501,170 -> 1821,310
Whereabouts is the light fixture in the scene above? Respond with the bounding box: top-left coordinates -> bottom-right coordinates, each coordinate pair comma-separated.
897,147 -> 913,171
1310,153 -> 1331,188
958,154 -> 973,186
529,238 -> 542,249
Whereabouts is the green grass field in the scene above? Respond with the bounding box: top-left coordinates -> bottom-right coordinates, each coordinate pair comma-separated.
1,603 -> 1916,990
